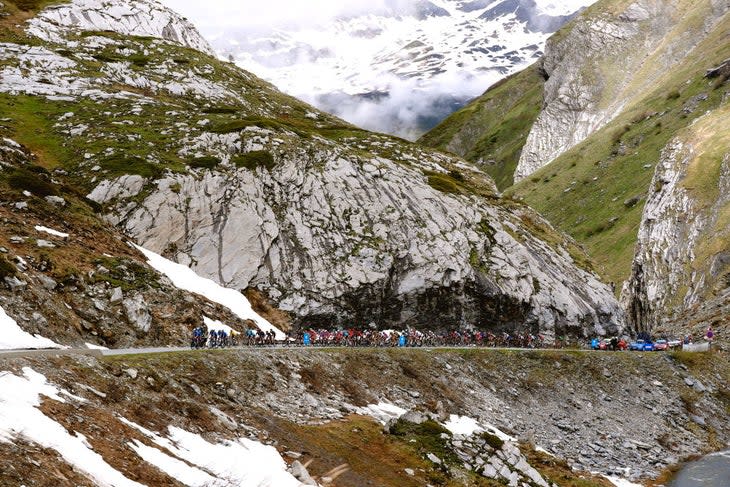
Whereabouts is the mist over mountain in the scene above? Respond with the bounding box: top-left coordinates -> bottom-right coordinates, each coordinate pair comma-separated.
164,0 -> 594,139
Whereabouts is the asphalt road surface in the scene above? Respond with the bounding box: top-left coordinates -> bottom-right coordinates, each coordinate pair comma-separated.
0,345 -> 601,360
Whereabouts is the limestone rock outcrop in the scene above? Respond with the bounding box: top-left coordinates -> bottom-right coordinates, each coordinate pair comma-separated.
514,0 -> 730,181
92,127 -> 625,335
28,0 -> 214,55
622,106 -> 730,331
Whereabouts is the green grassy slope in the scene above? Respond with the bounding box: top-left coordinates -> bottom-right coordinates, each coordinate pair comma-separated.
422,0 -> 730,287
507,18 -> 730,286
419,65 -> 544,191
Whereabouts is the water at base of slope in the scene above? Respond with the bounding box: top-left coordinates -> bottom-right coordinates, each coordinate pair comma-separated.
669,450 -> 730,487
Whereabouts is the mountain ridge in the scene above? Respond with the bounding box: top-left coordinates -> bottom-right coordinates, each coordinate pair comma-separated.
421,0 -> 730,334
192,0 -> 595,138
0,0 -> 624,338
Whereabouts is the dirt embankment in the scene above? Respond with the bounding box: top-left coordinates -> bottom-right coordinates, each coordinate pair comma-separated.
1,348 -> 728,486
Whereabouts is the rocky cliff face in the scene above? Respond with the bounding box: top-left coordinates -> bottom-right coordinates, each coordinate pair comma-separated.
514,0 -> 730,182
28,0 -> 214,55
0,136 -> 263,348
421,0 -> 730,335
0,0 -> 626,337
95,134 -> 623,334
623,105 -> 730,332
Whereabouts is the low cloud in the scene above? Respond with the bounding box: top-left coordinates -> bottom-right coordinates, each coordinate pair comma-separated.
161,0 -> 550,139
302,71 -> 501,140
164,0 -> 393,29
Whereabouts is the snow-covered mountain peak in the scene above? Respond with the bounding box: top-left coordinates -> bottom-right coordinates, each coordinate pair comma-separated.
28,0 -> 214,55
164,0 -> 596,139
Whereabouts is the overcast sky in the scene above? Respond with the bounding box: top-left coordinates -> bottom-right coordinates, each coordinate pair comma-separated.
163,0 -> 392,30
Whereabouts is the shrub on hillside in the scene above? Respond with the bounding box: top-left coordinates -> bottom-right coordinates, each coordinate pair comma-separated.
129,54 -> 150,67
103,155 -> 163,179
0,256 -> 17,279
232,151 -> 275,171
8,0 -> 44,11
666,90 -> 681,100
427,174 -> 460,194
7,168 -> 59,196
188,156 -> 221,170
203,106 -> 239,114
448,169 -> 465,182
481,431 -> 505,450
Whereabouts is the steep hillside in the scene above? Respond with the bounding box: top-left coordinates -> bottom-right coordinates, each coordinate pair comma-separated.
508,1 -> 730,331
421,0 -> 730,333
0,136 -> 268,349
623,102 -> 730,332
419,64 -> 545,190
0,0 -> 625,338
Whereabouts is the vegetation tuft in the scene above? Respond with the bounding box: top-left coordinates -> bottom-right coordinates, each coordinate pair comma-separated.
129,54 -> 151,68
7,167 -> 59,196
232,151 -> 275,171
203,106 -> 239,114
102,155 -> 163,180
91,257 -> 160,291
389,419 -> 458,466
0,255 -> 17,279
426,172 -> 461,194
6,0 -> 47,11
188,156 -> 221,170
481,431 -> 504,450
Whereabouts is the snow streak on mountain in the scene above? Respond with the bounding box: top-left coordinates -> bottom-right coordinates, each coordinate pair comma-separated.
166,0 -> 595,139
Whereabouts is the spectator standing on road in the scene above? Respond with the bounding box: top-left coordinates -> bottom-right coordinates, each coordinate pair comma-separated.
706,326 -> 714,347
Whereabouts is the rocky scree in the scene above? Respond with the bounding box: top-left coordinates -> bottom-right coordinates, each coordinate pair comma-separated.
3,348 -> 728,485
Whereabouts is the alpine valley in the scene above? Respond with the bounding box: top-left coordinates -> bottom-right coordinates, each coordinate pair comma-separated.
0,1 -> 728,487
172,0 -> 596,139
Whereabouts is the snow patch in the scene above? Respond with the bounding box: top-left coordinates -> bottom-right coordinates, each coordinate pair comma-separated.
134,244 -> 285,339
35,225 -> 69,239
203,316 -> 236,335
443,415 -> 483,436
85,342 -> 109,350
121,417 -> 306,486
535,445 -> 553,456
443,414 -> 516,442
0,306 -> 63,350
0,368 -> 143,486
603,476 -> 643,487
127,440 -> 218,487
357,402 -> 407,424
